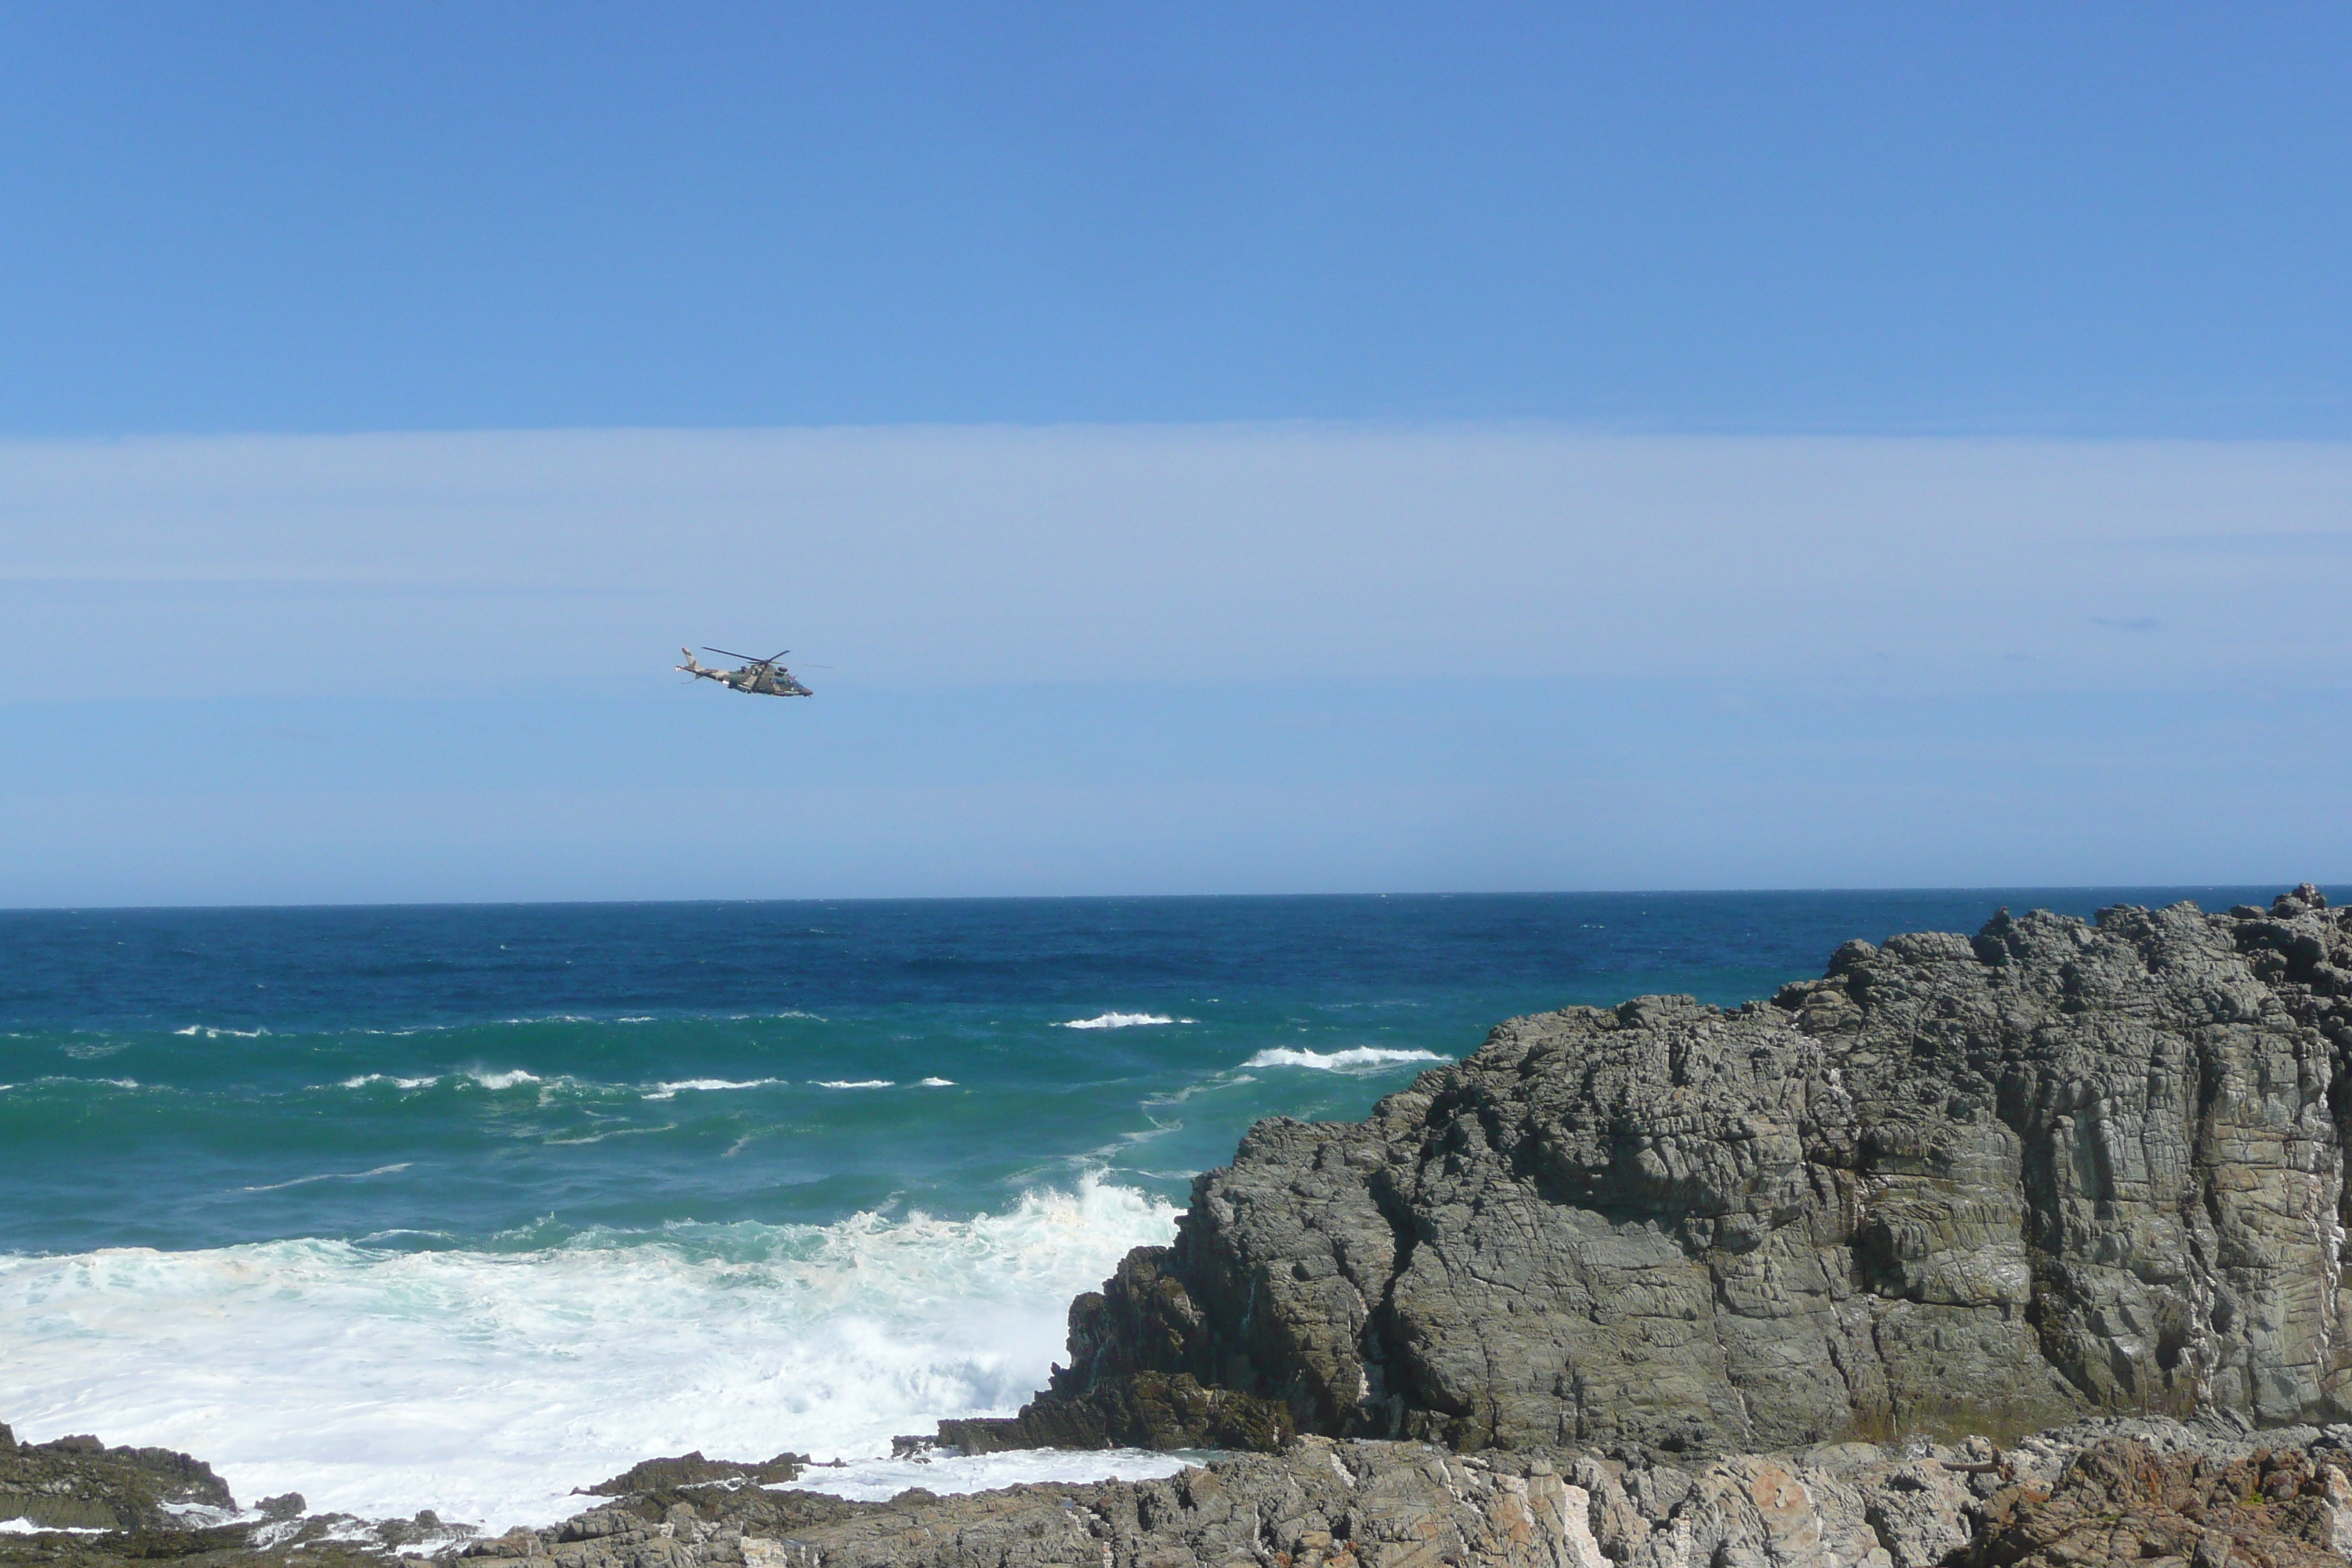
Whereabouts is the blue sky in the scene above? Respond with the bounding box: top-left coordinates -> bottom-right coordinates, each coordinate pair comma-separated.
3,7 -> 2349,902
6,2 -> 2349,435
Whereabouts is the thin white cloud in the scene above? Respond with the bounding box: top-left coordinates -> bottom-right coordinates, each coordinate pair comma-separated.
1,424 -> 2348,703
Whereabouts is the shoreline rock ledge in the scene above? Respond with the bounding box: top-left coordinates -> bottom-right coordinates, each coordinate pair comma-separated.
947,886 -> 2352,1458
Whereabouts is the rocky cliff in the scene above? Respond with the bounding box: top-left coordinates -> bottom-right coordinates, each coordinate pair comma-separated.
957,886 -> 2352,1457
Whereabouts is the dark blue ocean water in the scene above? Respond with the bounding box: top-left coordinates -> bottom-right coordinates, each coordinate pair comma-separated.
0,888 -> 2307,1255
0,887 -> 2323,1524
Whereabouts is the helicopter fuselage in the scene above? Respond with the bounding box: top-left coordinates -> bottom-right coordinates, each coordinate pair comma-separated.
678,649 -> 812,696
724,668 -> 810,697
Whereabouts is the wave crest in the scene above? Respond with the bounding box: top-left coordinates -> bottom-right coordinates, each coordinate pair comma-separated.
0,1176 -> 1178,1533
643,1078 -> 786,1101
1240,1046 -> 1447,1072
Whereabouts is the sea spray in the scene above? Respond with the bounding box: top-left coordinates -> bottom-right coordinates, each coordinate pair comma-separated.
0,1175 -> 1180,1531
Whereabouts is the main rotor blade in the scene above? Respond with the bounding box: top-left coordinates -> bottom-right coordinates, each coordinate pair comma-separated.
702,647 -> 764,663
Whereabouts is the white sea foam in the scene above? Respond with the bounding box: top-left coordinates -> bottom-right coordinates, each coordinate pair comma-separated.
1058,1013 -> 1193,1030
170,1025 -> 266,1039
916,1077 -> 955,1087
467,1069 -> 542,1090
339,1074 -> 440,1090
1240,1046 -> 1447,1072
643,1078 -> 787,1101
0,1175 -> 1179,1533
793,1446 -> 1189,1502
541,1125 -> 674,1145
236,1163 -> 413,1194
815,1079 -> 892,1089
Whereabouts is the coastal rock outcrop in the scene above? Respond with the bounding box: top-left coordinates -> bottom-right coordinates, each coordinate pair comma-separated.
391,1417 -> 2352,1568
20,1415 -> 2352,1568
0,1421 -> 235,1533
968,887 -> 2352,1456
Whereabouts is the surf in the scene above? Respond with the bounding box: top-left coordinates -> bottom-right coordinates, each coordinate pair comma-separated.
0,1175 -> 1179,1531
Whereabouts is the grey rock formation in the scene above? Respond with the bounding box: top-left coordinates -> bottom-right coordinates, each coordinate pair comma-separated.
15,1415 -> 2352,1568
445,1418 -> 2352,1568
968,888 -> 2352,1456
0,1425 -> 234,1533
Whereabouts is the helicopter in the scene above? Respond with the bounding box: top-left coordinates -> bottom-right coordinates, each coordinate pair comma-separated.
676,647 -> 814,697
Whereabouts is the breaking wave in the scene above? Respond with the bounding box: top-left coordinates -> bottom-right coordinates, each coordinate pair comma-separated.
1240,1046 -> 1448,1072
0,1176 -> 1179,1533
235,1164 -> 414,1194
467,1069 -> 543,1090
642,1078 -> 788,1100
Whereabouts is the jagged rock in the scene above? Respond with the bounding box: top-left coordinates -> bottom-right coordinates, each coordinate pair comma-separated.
733,1439 -> 1618,1568
1961,1433 -> 2352,1568
942,1371 -> 1294,1455
15,1414 -> 2352,1568
532,1420 -> 2352,1568
0,1430 -> 234,1533
583,1452 -> 808,1496
982,891 -> 2352,1456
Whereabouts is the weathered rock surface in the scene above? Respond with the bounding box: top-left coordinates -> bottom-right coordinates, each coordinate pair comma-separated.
380,1419 -> 2352,1568
966,887 -> 2352,1457
0,1420 -> 235,1532
438,1417 -> 2352,1568
0,1418 -> 477,1568
936,1368 -> 1296,1456
14,1414 -> 2352,1568
1963,1428 -> 2352,1568
583,1454 -> 810,1499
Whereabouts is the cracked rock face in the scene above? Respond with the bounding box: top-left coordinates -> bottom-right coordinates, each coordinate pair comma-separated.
973,888 -> 2352,1456
0,1421 -> 234,1534
448,1420 -> 2352,1568
1961,1435 -> 2352,1568
15,1417 -> 2352,1568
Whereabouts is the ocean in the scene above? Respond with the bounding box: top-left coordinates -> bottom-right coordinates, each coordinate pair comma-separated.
0,888 -> 2307,1528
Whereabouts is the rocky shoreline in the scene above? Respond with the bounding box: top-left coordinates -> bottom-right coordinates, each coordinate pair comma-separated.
12,886 -> 2352,1568
14,1412 -> 2352,1568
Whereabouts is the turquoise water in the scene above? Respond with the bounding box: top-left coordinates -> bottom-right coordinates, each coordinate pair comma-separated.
0,889 -> 2313,1524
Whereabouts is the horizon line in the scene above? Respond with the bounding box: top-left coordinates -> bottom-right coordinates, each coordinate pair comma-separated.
4,881 -> 2337,917
7,418 -> 2352,451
